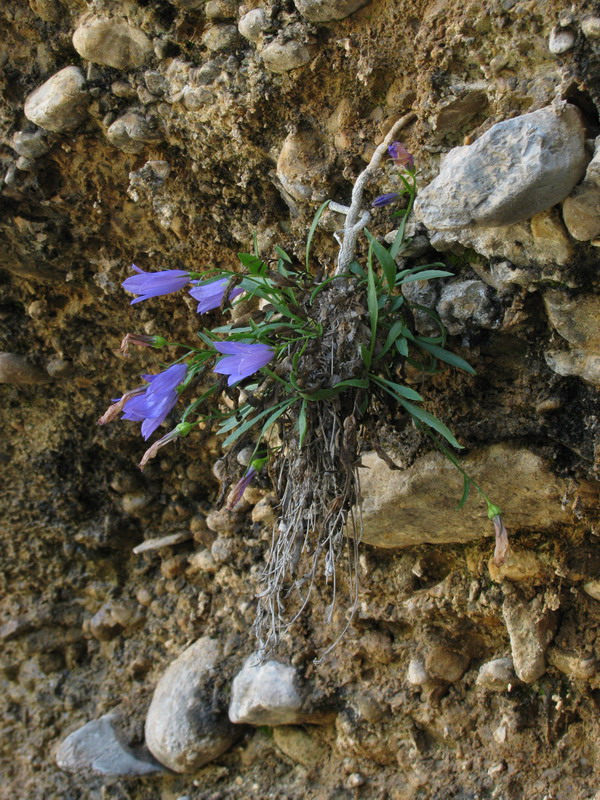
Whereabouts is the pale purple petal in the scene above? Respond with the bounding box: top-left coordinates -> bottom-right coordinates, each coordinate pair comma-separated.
189,278 -> 243,314
213,342 -> 274,386
123,265 -> 191,304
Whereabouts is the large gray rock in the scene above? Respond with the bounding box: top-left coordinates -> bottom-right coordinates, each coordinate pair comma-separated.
229,657 -> 304,726
293,0 -> 369,22
56,713 -> 164,777
73,16 -> 153,70
357,444 -> 577,549
24,67 -> 89,133
436,279 -> 498,335
502,591 -> 557,683
145,637 -> 238,773
415,103 -> 588,230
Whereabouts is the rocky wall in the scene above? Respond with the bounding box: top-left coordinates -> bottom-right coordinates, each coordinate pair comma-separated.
1,0 -> 600,798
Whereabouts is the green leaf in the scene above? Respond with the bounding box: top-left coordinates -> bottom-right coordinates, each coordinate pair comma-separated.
396,336 -> 409,357
396,262 -> 447,281
389,296 -> 405,312
376,320 -> 405,361
258,399 -> 297,443
305,199 -> 330,271
298,400 -> 308,447
399,270 -> 454,284
216,405 -> 253,434
360,342 -> 372,369
390,212 -> 409,259
197,330 -> 216,348
366,241 -> 378,358
222,399 -> 294,448
398,398 -> 464,449
416,341 -> 476,375
238,252 -> 267,276
275,245 -> 292,263
365,229 -> 397,291
349,261 -> 365,278
303,377 -> 370,401
457,474 -> 471,509
371,374 -> 423,401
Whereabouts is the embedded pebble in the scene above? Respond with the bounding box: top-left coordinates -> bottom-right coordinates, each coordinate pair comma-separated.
293,0 -> 370,22
202,24 -> 240,52
106,112 -> 162,154
187,549 -> 217,574
582,16 -> 600,39
547,647 -> 597,680
183,87 -> 215,110
407,656 -> 429,686
205,0 -> 237,19
133,531 -> 192,554
24,67 -> 89,133
145,637 -> 239,772
548,26 -> 575,54
229,656 -> 304,725
476,657 -> 519,691
583,580 -> 600,601
73,17 -> 152,70
545,349 -> 600,386
502,592 -> 557,683
261,40 -> 313,73
56,713 -> 164,776
415,103 -> 588,230
276,130 -> 327,202
89,604 -> 122,642
238,9 -> 268,42
12,130 -> 49,159
543,291 -> 600,353
488,550 -> 545,583
272,726 -> 320,767
0,353 -> 51,384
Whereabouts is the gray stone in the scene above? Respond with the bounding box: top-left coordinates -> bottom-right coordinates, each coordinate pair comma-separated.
73,17 -> 152,70
106,112 -> 162,154
357,444 -> 577,549
548,26 -> 575,54
56,713 -> 164,777
24,67 -> 89,133
415,103 -> 588,230
293,0 -> 369,22
238,9 -> 268,42
229,657 -> 303,725
145,637 -> 238,773
261,40 -> 313,73
436,279 -> 498,335
183,87 -> 215,110
544,291 -> 600,353
201,24 -> 240,52
544,348 -> 600,387
0,353 -> 51,384
11,130 -> 49,159
502,592 -> 557,683
476,657 -> 519,691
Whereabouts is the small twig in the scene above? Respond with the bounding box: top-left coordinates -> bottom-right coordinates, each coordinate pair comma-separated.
335,111 -> 417,275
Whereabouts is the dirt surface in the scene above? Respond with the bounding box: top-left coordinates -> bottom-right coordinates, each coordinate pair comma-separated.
1,0 -> 600,798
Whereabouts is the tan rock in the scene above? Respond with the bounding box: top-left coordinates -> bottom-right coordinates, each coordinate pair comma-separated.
488,550 -> 545,583
273,726 -> 320,767
0,353 -> 51,384
502,591 -> 557,683
530,210 -> 572,264
357,444 -> 574,549
563,189 -> 600,241
545,348 -> 600,386
276,130 -> 327,202
547,647 -> 596,680
261,40 -> 313,73
73,17 -> 152,70
544,290 -> 600,352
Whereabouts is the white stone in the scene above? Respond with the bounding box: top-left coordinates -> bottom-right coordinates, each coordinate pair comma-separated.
261,40 -> 313,73
583,580 -> 600,601
24,67 -> 88,133
238,9 -> 268,42
293,0 -> 369,22
476,657 -> 519,691
73,16 -> 152,70
201,24 -> 240,52
548,26 -> 575,54
145,638 -> 238,773
582,16 -> 600,39
415,103 -> 588,230
106,112 -> 161,154
229,657 -> 304,725
56,713 -> 164,776
132,531 -> 192,554
357,444 -> 576,549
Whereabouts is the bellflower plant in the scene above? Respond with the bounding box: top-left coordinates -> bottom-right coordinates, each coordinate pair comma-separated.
101,138 -> 506,657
